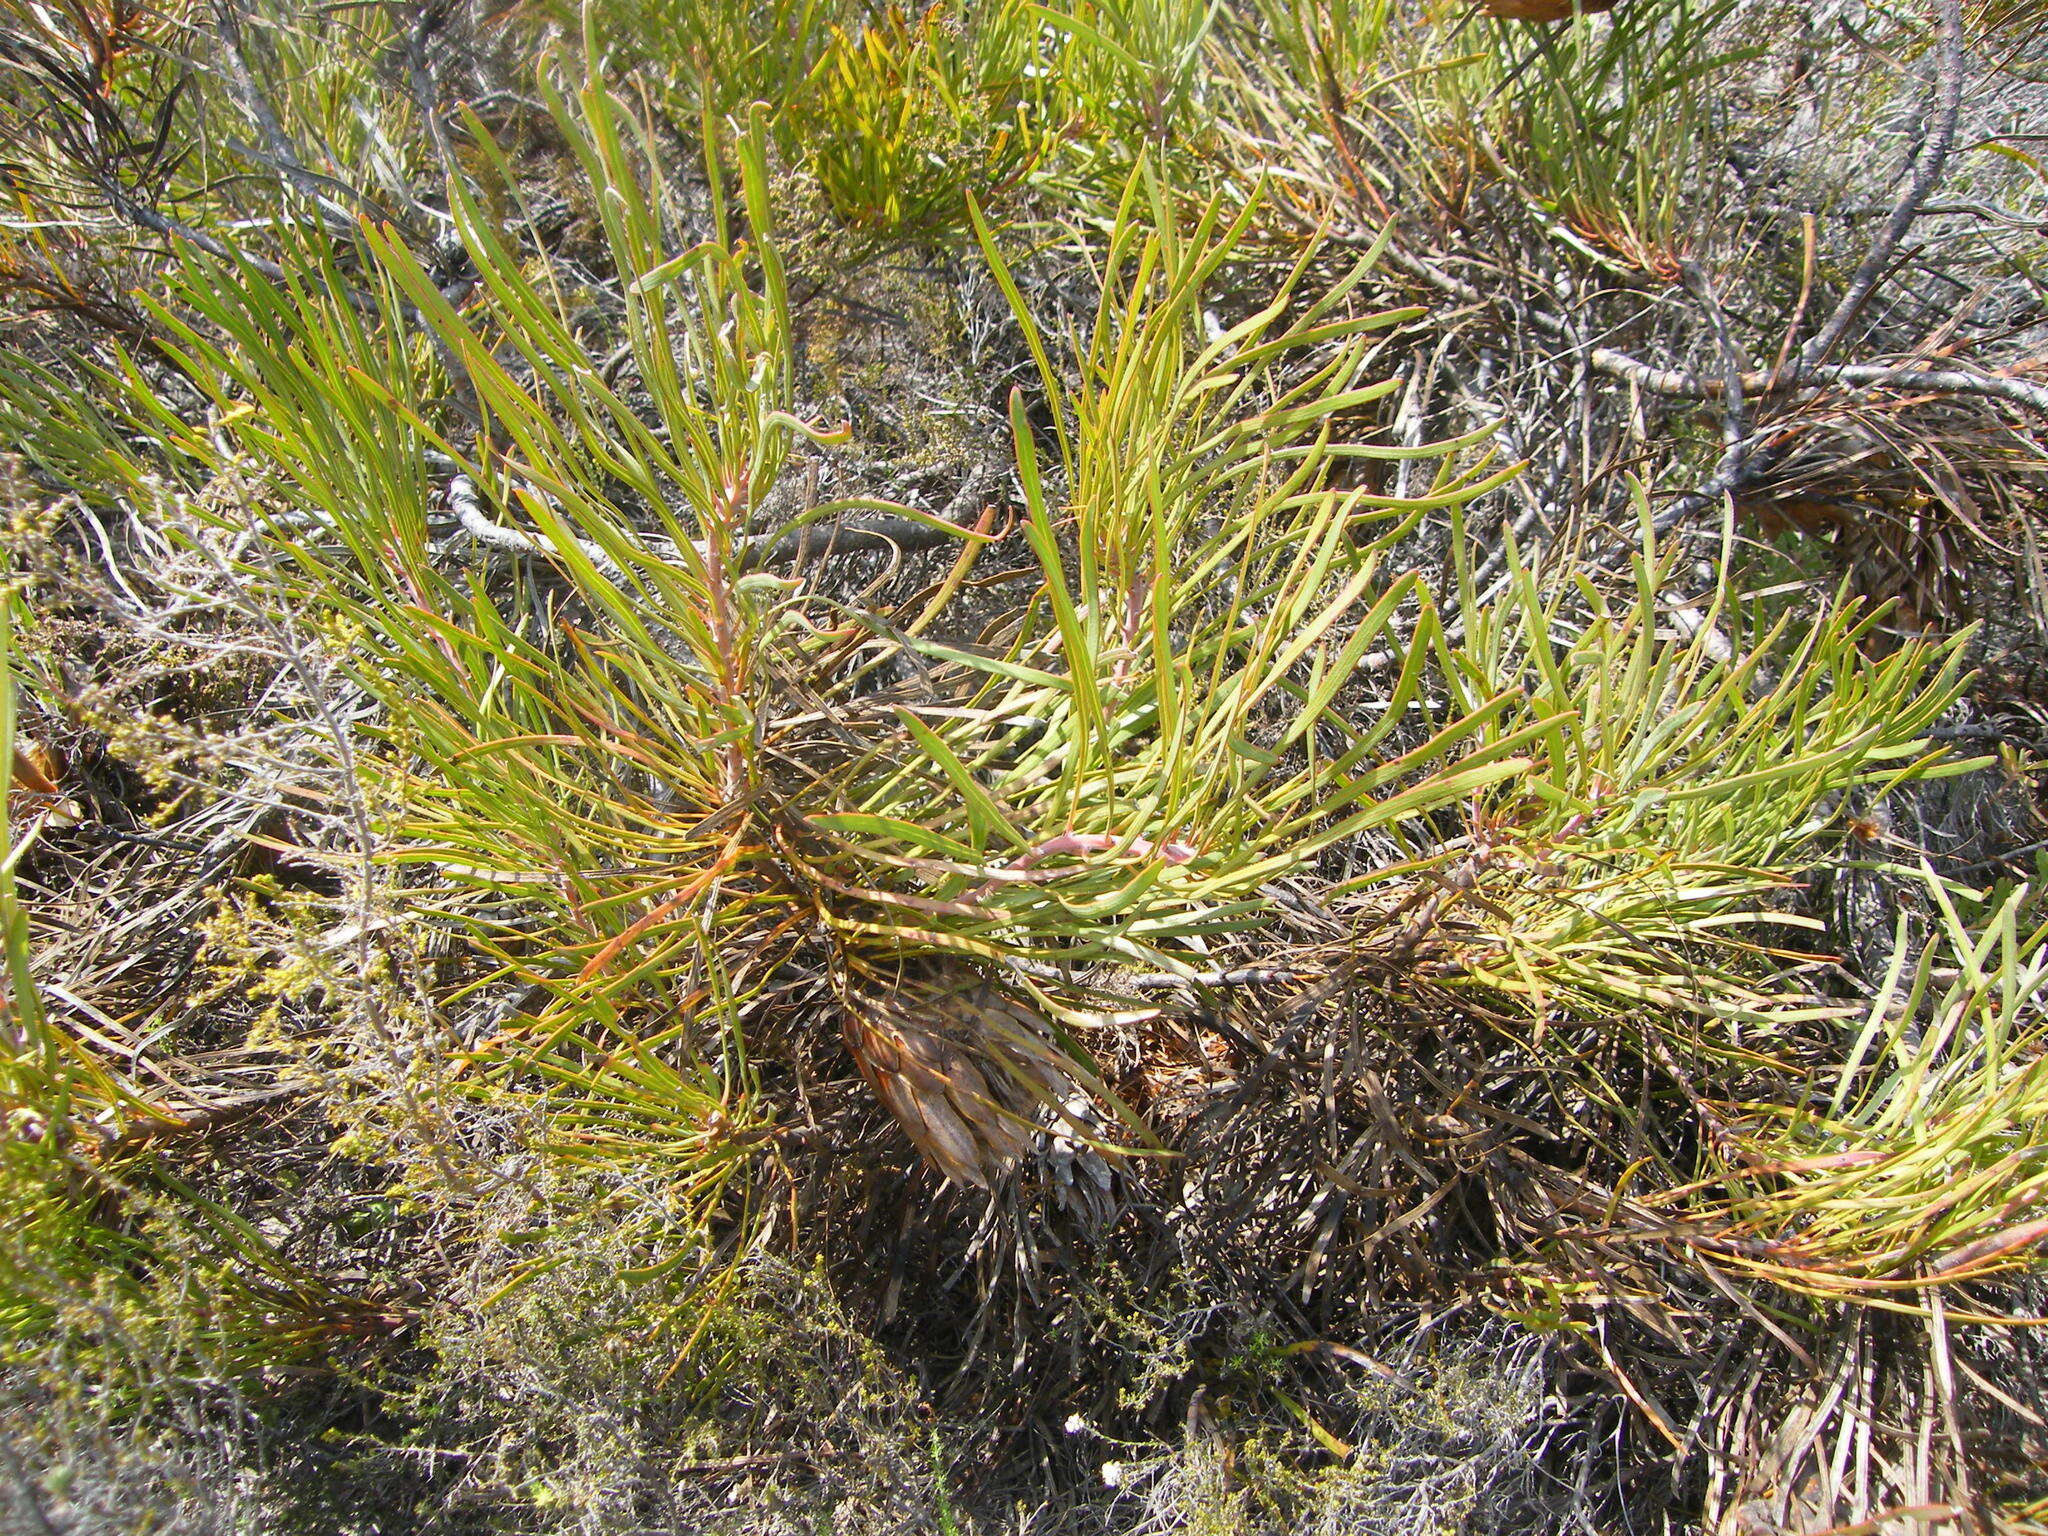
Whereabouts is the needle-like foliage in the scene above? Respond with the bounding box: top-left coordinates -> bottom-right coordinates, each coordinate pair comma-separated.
1707,875 -> 2048,1298
1392,507 -> 1973,1038
74,50 -> 1541,1195
5,0 -> 2047,1521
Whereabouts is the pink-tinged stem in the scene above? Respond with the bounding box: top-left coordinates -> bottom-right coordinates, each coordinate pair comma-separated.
1007,832 -> 1198,872
1931,1212 -> 2048,1276
703,478 -> 749,800
968,831 -> 1198,901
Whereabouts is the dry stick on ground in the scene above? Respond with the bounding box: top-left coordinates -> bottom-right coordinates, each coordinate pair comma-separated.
1386,243 -> 2048,419
213,0 -> 372,238
1587,353 -> 2048,419
1791,0 -> 1966,380
401,0 -> 477,264
102,182 -> 312,293
446,474 -> 629,574
1616,0 -> 1973,535
1396,0 -> 1993,561
1666,258 -> 1756,538
1377,0 -> 2023,476
445,452 -> 999,573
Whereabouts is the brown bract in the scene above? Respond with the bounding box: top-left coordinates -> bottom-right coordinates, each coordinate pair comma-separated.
836,956 -> 1077,1189
9,741 -> 83,829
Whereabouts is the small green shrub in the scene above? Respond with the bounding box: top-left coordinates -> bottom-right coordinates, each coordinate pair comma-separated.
1712,875 -> 2048,1298
781,1 -> 1053,251
1399,509 -> 1971,1039
593,0 -> 846,127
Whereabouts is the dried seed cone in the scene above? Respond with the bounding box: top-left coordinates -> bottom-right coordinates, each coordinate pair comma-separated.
838,957 -> 1076,1189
